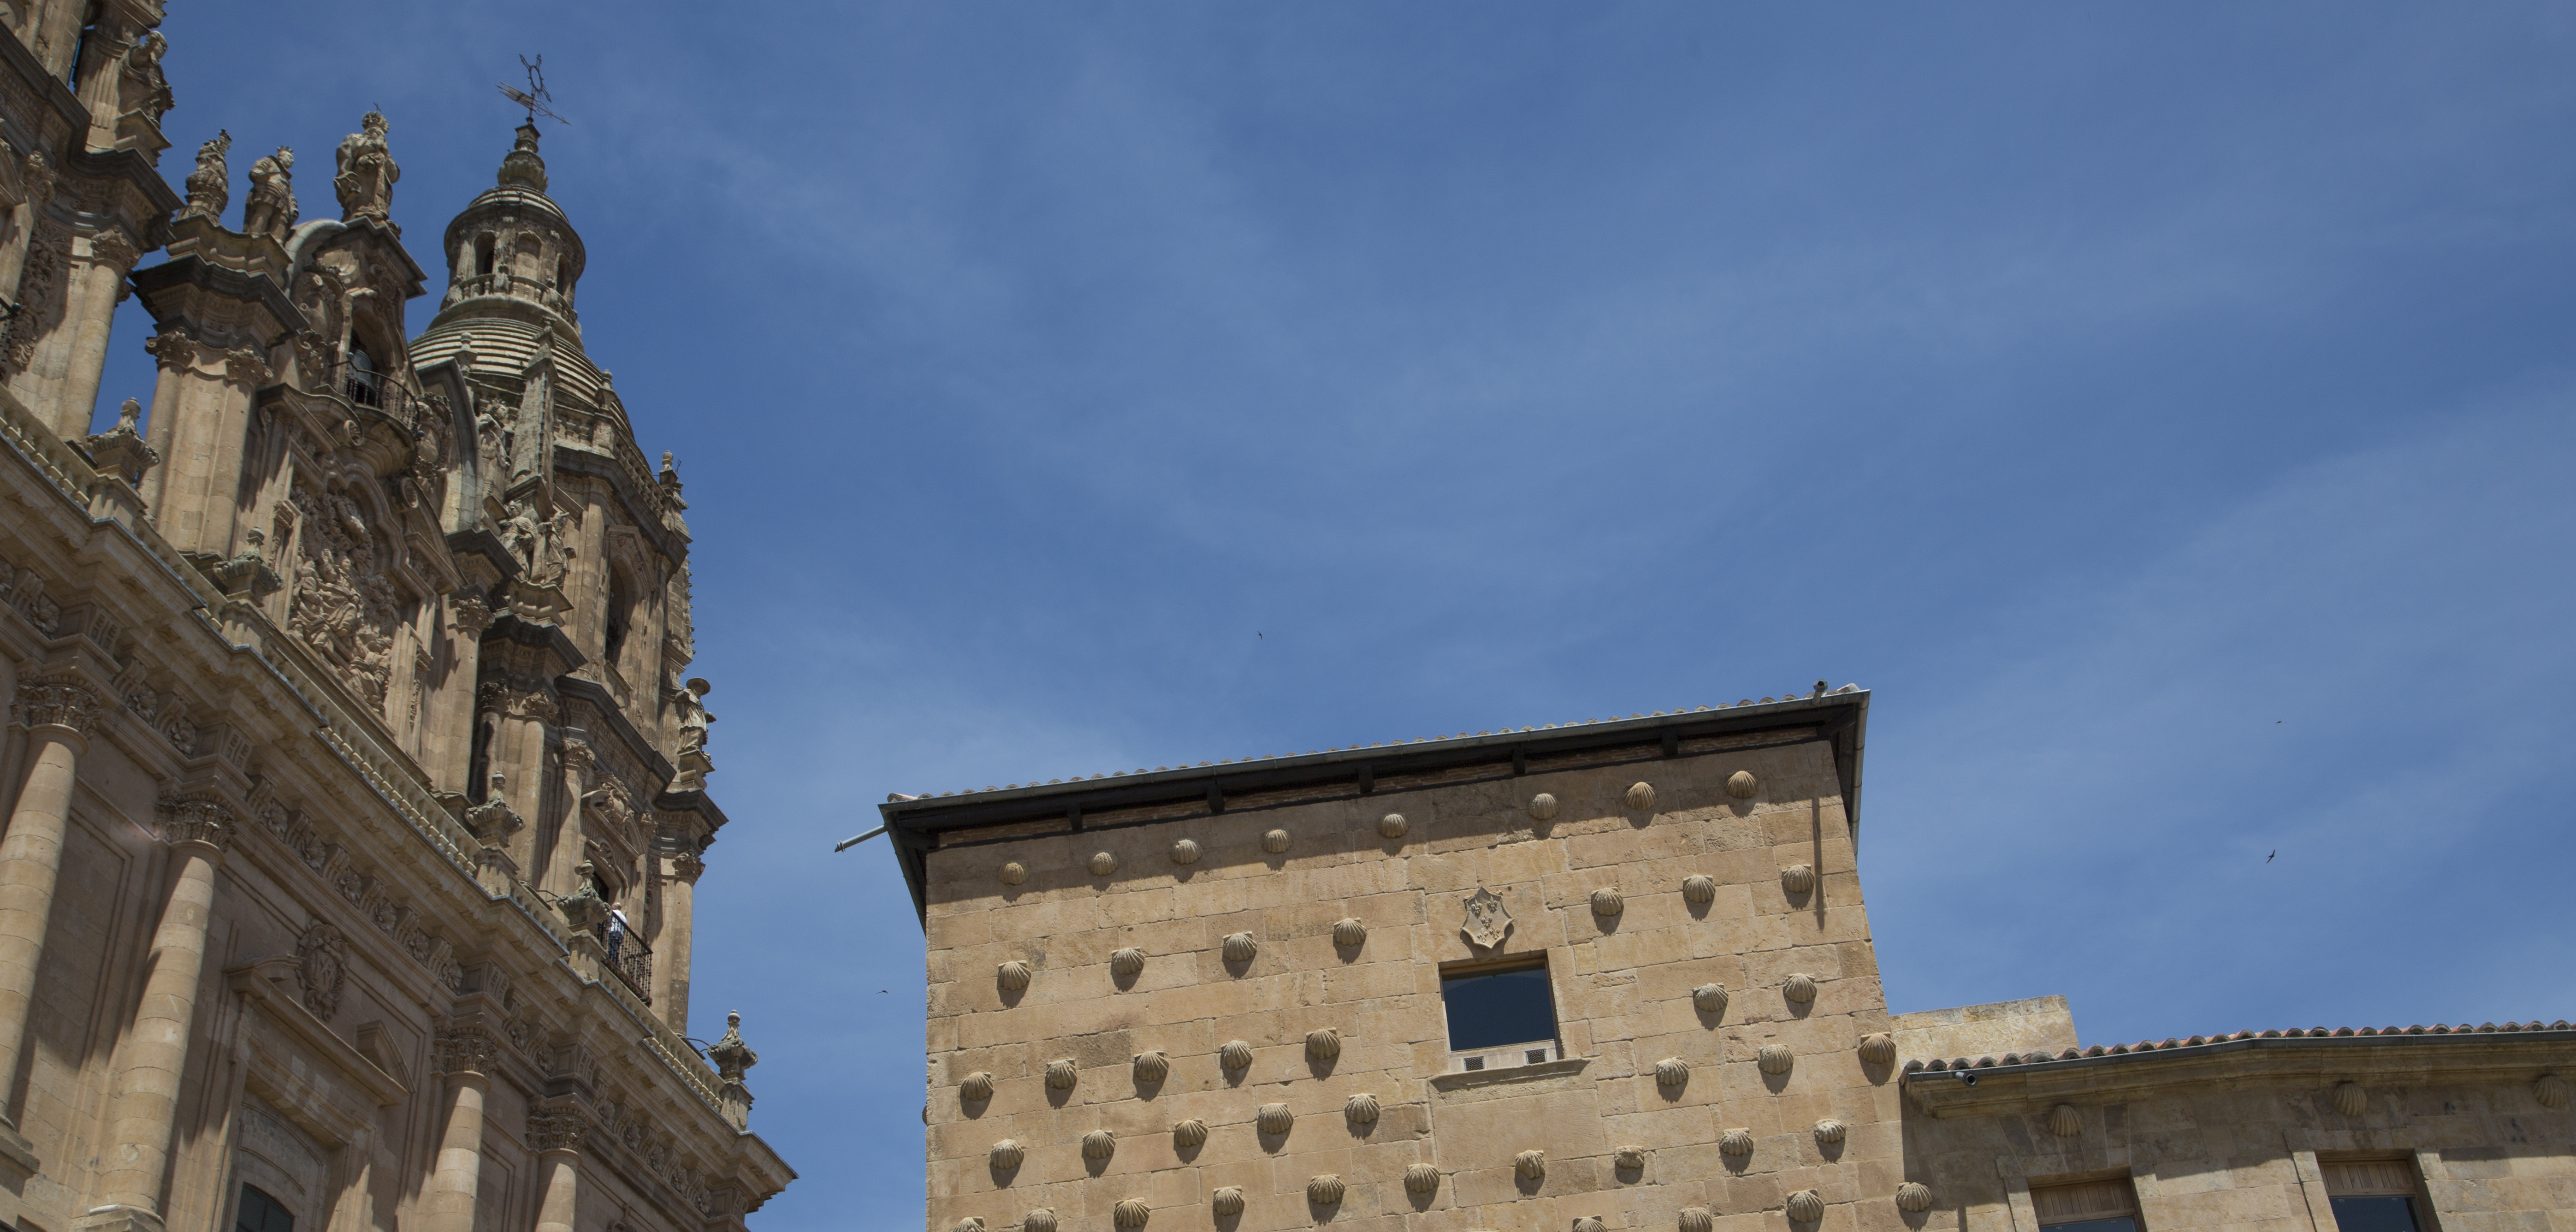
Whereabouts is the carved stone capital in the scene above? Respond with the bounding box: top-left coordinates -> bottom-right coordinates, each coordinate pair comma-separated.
450,593 -> 494,638
142,329 -> 209,372
478,677 -> 557,724
527,1102 -> 592,1155
669,851 -> 705,885
83,227 -> 139,272
221,347 -> 272,389
12,676 -> 103,736
433,1024 -> 500,1078
155,793 -> 237,852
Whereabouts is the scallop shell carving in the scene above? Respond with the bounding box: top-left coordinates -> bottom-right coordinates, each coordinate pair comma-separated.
1757,1043 -> 1794,1075
1626,781 -> 1657,811
1813,1119 -> 1846,1145
1783,973 -> 1817,1004
1404,1163 -> 1441,1194
1896,1183 -> 1934,1213
1574,1219 -> 1607,1232
1220,1039 -> 1254,1071
1210,1188 -> 1244,1218
1111,1198 -> 1149,1229
996,960 -> 1032,991
1332,917 -> 1368,948
1694,983 -> 1729,1016
1682,874 -> 1715,904
2047,1103 -> 2081,1137
1022,1210 -> 1058,1232
1262,828 -> 1291,853
1858,1033 -> 1896,1065
1081,1129 -> 1116,1161
1615,1145 -> 1647,1171
989,1139 -> 1024,1170
1654,1057 -> 1689,1087
1132,1051 -> 1168,1083
1720,1127 -> 1755,1156
1110,947 -> 1145,978
1781,864 -> 1815,894
1307,1175 -> 1344,1206
954,1220 -> 984,1232
1529,792 -> 1559,821
1172,1118 -> 1208,1149
1044,1058 -> 1078,1089
2333,1081 -> 2368,1117
999,861 -> 1028,885
1515,1149 -> 1546,1180
1591,887 -> 1625,917
1221,932 -> 1258,963
1088,851 -> 1117,877
960,1071 -> 995,1102
1257,1103 -> 1294,1135
2538,1073 -> 2568,1108
1726,770 -> 1758,799
1344,1092 -> 1380,1125
1307,1027 -> 1342,1060
1682,1208 -> 1716,1232
1168,838 -> 1200,865
1787,1190 -> 1826,1223
1378,811 -> 1409,839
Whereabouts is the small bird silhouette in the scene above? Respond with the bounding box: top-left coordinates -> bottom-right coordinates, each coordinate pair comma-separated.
2267,851 -> 2276,863
2276,720 -> 2283,724
1257,632 -> 1263,640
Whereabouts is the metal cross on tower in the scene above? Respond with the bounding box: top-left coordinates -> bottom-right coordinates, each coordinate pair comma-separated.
497,53 -> 571,126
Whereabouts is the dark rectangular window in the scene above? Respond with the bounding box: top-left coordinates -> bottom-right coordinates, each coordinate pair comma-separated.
2325,1160 -> 2424,1232
2032,1178 -> 2141,1232
236,1185 -> 294,1232
1440,958 -> 1557,1053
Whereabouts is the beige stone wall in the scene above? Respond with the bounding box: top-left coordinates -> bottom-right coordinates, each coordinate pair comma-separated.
924,734 -> 1905,1232
1892,998 -> 2078,1068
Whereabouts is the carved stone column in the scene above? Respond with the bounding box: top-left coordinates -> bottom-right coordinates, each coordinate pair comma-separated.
422,1026 -> 499,1232
650,848 -> 702,1034
18,226 -> 145,441
136,329 -> 270,557
0,676 -> 101,1132
528,1102 -> 590,1232
87,794 -> 235,1230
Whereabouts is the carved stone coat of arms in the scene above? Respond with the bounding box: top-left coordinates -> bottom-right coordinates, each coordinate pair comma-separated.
1461,887 -> 1512,949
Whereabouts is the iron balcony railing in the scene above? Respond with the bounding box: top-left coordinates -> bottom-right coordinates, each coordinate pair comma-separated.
602,918 -> 654,1005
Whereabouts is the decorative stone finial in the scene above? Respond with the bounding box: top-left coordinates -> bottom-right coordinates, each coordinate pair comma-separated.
497,122 -> 548,191
708,1011 -> 757,1082
555,862 -> 609,930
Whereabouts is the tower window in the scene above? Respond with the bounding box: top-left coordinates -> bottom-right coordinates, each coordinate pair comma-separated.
235,1185 -> 293,1232
345,344 -> 380,407
474,234 -> 496,277
603,568 -> 632,664
2031,1177 -> 2142,1232
1439,956 -> 1559,1070
555,257 -> 570,289
2324,1160 -> 2427,1232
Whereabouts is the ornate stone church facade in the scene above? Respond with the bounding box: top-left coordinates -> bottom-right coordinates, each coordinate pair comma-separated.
0,6 -> 791,1232
885,690 -> 2570,1232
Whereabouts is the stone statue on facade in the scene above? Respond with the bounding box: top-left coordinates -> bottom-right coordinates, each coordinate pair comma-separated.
241,146 -> 297,242
178,130 -> 229,222
675,677 -> 713,756
333,111 -> 398,224
118,30 -> 173,146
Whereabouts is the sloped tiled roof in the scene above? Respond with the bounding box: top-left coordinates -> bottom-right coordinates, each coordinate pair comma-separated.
1904,1020 -> 2576,1074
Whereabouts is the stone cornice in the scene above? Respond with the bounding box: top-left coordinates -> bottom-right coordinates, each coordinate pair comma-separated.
1901,1029 -> 2576,1119
130,251 -> 308,347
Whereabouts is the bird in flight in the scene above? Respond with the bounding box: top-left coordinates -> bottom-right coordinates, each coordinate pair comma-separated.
2267,851 -> 2276,863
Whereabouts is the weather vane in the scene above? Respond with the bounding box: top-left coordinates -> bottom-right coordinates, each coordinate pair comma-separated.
497,53 -> 569,126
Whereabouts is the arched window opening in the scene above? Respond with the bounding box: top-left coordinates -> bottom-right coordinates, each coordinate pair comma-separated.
344,343 -> 380,408
554,257 -> 570,290
602,567 -> 632,665
235,1185 -> 294,1232
474,234 -> 495,277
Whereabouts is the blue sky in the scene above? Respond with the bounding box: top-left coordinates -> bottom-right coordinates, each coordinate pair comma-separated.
120,4 -> 2575,1226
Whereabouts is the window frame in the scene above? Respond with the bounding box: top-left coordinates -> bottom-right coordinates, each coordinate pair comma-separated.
1435,952 -> 1563,1072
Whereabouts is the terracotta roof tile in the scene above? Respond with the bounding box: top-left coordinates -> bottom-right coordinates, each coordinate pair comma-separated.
1901,1020 -> 2576,1074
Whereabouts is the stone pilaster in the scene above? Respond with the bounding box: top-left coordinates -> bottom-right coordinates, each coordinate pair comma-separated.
134,329 -> 270,557
651,848 -> 703,1035
87,792 -> 235,1229
0,675 -> 101,1144
528,1102 -> 591,1232
422,1025 -> 499,1232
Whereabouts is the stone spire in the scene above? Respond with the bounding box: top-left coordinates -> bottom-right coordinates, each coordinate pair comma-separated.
431,122 -> 585,332
497,122 -> 547,192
